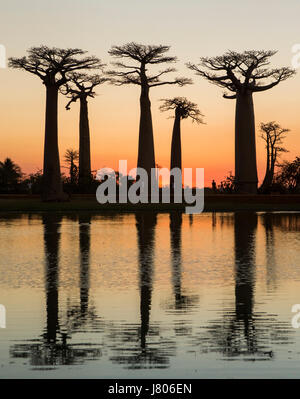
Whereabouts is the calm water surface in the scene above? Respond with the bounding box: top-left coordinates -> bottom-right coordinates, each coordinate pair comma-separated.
0,211 -> 300,378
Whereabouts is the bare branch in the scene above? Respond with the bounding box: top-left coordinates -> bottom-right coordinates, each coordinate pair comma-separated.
108,42 -> 188,89
150,77 -> 192,87
187,50 -> 295,95
160,97 -> 204,124
252,67 -> 295,92
61,72 -> 108,110
9,46 -> 104,87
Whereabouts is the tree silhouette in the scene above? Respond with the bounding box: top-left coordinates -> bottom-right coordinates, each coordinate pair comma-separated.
0,158 -> 22,192
194,213 -> 293,359
169,212 -> 198,310
160,97 -> 204,191
9,46 -> 102,201
62,72 -> 107,190
9,214 -> 102,366
108,43 -> 191,187
260,121 -> 289,193
276,156 -> 300,192
64,148 -> 79,185
187,50 -> 295,193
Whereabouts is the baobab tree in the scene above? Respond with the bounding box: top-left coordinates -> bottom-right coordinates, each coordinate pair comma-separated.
260,121 -> 289,193
62,72 -> 107,190
187,50 -> 295,193
9,46 -> 102,201
108,42 -> 191,187
160,97 -> 204,190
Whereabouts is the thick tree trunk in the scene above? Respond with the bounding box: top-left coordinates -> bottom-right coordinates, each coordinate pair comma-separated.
269,148 -> 276,186
42,85 -> 65,201
261,140 -> 271,192
261,145 -> 276,192
170,112 -> 182,190
235,91 -> 258,194
137,83 -> 155,185
79,97 -> 91,190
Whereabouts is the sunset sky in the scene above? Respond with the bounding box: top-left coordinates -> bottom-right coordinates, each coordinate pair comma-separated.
0,0 -> 300,186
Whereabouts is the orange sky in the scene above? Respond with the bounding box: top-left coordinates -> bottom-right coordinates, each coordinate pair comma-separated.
1,0 -> 300,186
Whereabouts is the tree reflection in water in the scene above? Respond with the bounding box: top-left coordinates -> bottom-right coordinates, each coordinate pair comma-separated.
10,214 -> 102,367
8,212 -> 297,371
108,213 -> 176,369
168,212 -> 198,312
197,212 -> 293,360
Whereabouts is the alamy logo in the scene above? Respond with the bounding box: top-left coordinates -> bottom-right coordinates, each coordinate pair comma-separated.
96,160 -> 204,214
0,305 -> 6,328
291,304 -> 300,328
0,45 -> 6,69
291,44 -> 300,69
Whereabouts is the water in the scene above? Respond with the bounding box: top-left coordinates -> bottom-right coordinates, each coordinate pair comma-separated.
0,211 -> 300,379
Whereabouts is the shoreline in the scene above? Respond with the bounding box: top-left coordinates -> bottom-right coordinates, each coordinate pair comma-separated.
1,194 -> 300,213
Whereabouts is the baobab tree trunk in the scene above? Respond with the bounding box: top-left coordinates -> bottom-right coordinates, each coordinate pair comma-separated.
79,97 -> 91,190
170,111 -> 182,190
269,147 -> 277,187
235,91 -> 258,194
137,83 -> 155,186
42,85 -> 65,201
261,144 -> 277,192
261,139 -> 271,192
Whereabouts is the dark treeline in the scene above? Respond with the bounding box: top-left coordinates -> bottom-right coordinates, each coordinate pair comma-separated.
4,44 -> 296,199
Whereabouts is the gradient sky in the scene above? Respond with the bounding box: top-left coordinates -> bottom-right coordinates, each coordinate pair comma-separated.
1,0 -> 300,185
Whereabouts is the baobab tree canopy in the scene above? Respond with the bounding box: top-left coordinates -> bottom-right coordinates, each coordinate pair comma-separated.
159,97 -> 204,123
107,42 -> 191,87
260,121 -> 289,192
9,46 -> 103,87
62,72 -> 107,109
260,121 -> 289,152
187,50 -> 295,98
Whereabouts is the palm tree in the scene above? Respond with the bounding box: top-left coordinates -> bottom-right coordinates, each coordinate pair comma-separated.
64,149 -> 79,185
0,158 -> 22,192
159,97 -> 204,190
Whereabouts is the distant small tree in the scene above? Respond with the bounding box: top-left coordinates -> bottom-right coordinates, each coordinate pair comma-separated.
108,42 -> 191,187
0,158 -> 22,192
260,122 -> 289,193
220,172 -> 236,193
64,149 -> 79,185
275,156 -> 300,192
62,72 -> 107,190
9,46 -> 102,201
187,50 -> 295,194
159,97 -> 204,190
26,169 -> 43,194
